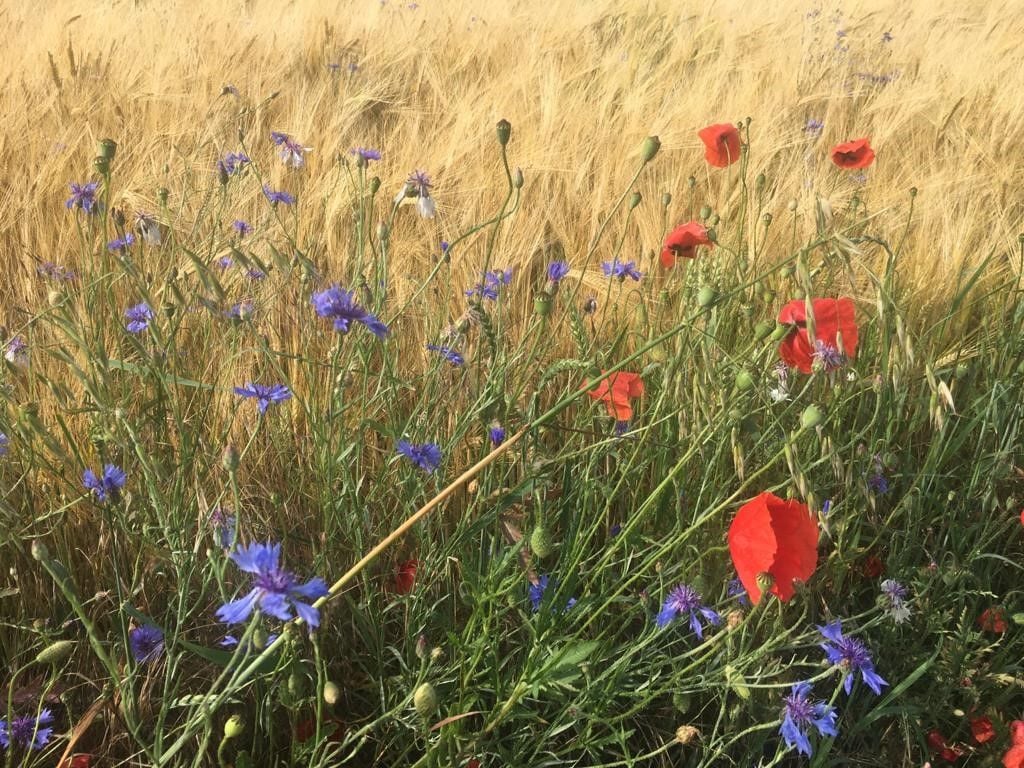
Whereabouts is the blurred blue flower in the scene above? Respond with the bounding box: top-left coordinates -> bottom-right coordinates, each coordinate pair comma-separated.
727,577 -> 751,608
601,259 -> 642,281
656,584 -> 720,638
270,131 -> 308,168
805,119 -> 825,136
210,508 -> 237,549
36,262 -> 76,281
350,147 -> 381,164
0,432 -> 8,456
780,681 -> 838,756
397,440 -> 442,473
225,301 -> 255,321
0,708 -> 54,750
529,575 -> 577,613
311,285 -> 388,337
232,219 -> 252,237
547,260 -> 570,282
216,542 -> 329,630
488,422 -> 505,447
124,302 -> 154,333
65,181 -> 100,214
107,233 -> 136,252
426,343 -> 464,367
818,619 -> 888,694
5,336 -> 28,367
129,624 -> 164,663
880,579 -> 911,624
466,268 -> 513,301
245,267 -> 266,281
217,151 -> 250,177
263,185 -> 295,206
83,463 -> 127,503
233,382 -> 292,414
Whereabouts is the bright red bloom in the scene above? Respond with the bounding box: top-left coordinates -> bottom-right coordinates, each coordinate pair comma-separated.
584,371 -> 644,421
1019,508 -> 1024,527
1003,720 -> 1024,768
978,606 -> 1008,633
59,757 -> 93,768
728,492 -> 818,604
394,559 -> 418,594
970,716 -> 996,745
698,123 -> 742,167
777,297 -> 859,374
660,222 -> 712,268
928,729 -> 964,762
831,137 -> 875,169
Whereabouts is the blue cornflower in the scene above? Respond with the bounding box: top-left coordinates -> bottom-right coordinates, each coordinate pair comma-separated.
124,302 -> 154,333
813,340 -> 847,371
107,233 -> 136,252
397,440 -> 442,474
465,268 -> 513,301
135,212 -> 161,246
210,508 -> 237,549
880,579 -> 911,624
232,219 -> 252,237
821,499 -> 832,517
547,260 -> 570,283
36,262 -> 76,281
529,575 -> 577,613
270,131 -> 308,168
818,619 -> 888,695
245,267 -> 266,281
805,118 -> 825,136
217,151 -> 250,177
779,681 -> 838,757
233,382 -> 292,414
656,583 -> 721,638
440,241 -> 450,254
220,632 -> 277,650
0,708 -> 55,750
0,432 -> 8,455
83,463 -> 127,503
310,285 -> 388,337
216,542 -> 329,630
488,422 -> 505,447
65,181 -> 100,214
217,255 -> 234,270
614,420 -> 631,436
867,455 -> 889,495
263,185 -> 296,206
426,343 -> 464,367
5,336 -> 28,367
129,624 -> 164,663
225,301 -> 255,321
727,577 -> 751,608
350,147 -> 382,164
601,259 -> 642,281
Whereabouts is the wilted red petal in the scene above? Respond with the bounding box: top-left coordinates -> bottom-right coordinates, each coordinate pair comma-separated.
970,716 -> 996,744
831,137 -> 875,169
698,123 -> 742,167
927,729 -> 964,762
660,222 -> 712,268
466,761 -> 482,768
978,607 -> 1008,633
584,371 -> 643,422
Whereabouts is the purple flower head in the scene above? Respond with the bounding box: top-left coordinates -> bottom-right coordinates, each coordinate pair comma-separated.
488,422 -> 505,447
0,432 -> 9,456
310,285 -> 388,338
270,131 -> 308,168
225,301 -> 255,321
656,583 -> 721,638
0,709 -> 55,750
350,147 -> 382,164
813,339 -> 847,371
867,455 -> 889,495
233,382 -> 292,414
529,575 -> 577,613
107,233 -> 136,252
4,336 -> 28,367
440,241 -> 450,254
614,420 -> 631,437
821,499 -> 832,517
727,577 -> 751,608
880,579 -> 911,624
466,268 -> 513,301
83,463 -> 127,503
216,542 -> 329,631
399,170 -> 435,218
125,302 -> 154,334
263,185 -> 295,206
407,169 -> 432,196
817,619 -> 888,695
881,31 -> 893,42
36,262 -> 76,281
129,624 -> 164,663
222,83 -> 240,97
210,507 -> 237,549
245,267 -> 266,281
217,151 -> 250,177
426,343 -> 464,367
397,440 -> 442,474
65,181 -> 100,214
805,118 -> 825,137
780,681 -> 838,756
232,219 -> 252,237
601,259 -> 642,281
547,260 -> 570,283
217,255 -> 234,270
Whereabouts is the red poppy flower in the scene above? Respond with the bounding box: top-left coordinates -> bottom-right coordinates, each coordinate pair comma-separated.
698,123 -> 742,167
1019,508 -> 1024,527
583,371 -> 644,421
1004,720 -> 1024,768
59,757 -> 92,768
777,297 -> 859,374
928,729 -> 964,762
831,137 -> 875,169
466,761 -> 482,768
660,222 -> 713,268
970,716 -> 996,745
394,559 -> 418,594
978,606 -> 1008,633
728,492 -> 818,604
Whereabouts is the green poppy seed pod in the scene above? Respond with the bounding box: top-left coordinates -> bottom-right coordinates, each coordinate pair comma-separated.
800,404 -> 824,430
697,286 -> 717,308
699,205 -> 712,221
780,265 -> 796,278
640,135 -> 661,163
223,715 -> 245,740
413,682 -> 438,717
324,681 -> 341,704
31,539 -> 50,562
755,571 -> 775,592
755,172 -> 766,191
909,187 -> 918,198
513,167 -> 524,189
530,523 -> 554,558
93,155 -> 110,175
36,639 -> 75,665
368,176 -> 381,195
787,198 -> 798,212
687,175 -> 696,190
99,138 -> 118,160
534,294 -> 552,317
661,191 -> 672,208
252,626 -> 269,650
496,118 -> 512,146
629,192 -> 642,209
158,187 -> 169,205
222,444 -> 240,473
288,667 -> 305,699
762,212 -> 773,227
754,320 -> 774,340
735,371 -> 754,392
705,228 -> 717,243
709,213 -> 720,227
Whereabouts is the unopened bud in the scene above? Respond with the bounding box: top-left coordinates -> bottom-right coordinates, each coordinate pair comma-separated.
735,371 -> 754,391
513,167 -> 524,189
222,444 -> 240,473
800,404 -> 824,429
415,633 -> 429,660
699,205 -> 712,221
530,523 -> 554,558
368,176 -> 381,195
93,156 -> 110,175
661,191 -> 672,208
99,138 -> 118,160
628,192 -> 642,209
158,187 -> 169,206
31,539 -> 50,562
754,321 -> 773,341
787,198 -> 798,212
36,640 -> 75,665
324,681 -> 341,705
640,135 -> 661,163
755,172 -> 766,191
496,119 -> 512,147
413,682 -> 438,717
687,175 -> 696,190
762,212 -> 772,226
697,286 -> 717,308
223,715 -> 245,739
48,290 -> 63,307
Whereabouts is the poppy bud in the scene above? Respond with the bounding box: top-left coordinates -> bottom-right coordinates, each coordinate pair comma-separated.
697,286 -> 717,308
288,667 -> 305,699
675,725 -> 700,745
530,522 -> 554,558
413,682 -> 438,717
223,715 -> 245,740
496,119 -> 512,146
780,265 -> 795,278
99,138 -> 118,160
800,405 -> 824,429
640,135 -> 661,163
222,444 -> 240,473
754,320 -> 773,341
661,192 -> 672,208
368,176 -> 381,195
93,155 -> 110,175
629,192 -> 642,209
755,173 -> 766,191
36,639 -> 75,665
735,371 -> 754,391
762,213 -> 772,227
755,571 -> 775,592
709,213 -> 720,227
688,175 -> 696,189
252,626 -> 269,649
158,187 -> 169,205
699,205 -> 712,221
513,167 -> 524,189
415,633 -> 429,660
706,228 -> 717,243
48,290 -> 64,307
787,198 -> 797,212
324,681 -> 341,704
909,187 -> 917,198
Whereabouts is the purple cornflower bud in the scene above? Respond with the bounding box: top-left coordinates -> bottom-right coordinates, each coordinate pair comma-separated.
529,574 -> 577,613
233,382 -> 292,414
129,624 -> 165,663
216,542 -> 329,631
779,681 -> 838,756
82,463 -> 127,503
107,233 -> 136,252
270,131 -> 309,169
310,285 -> 388,338
124,302 -> 154,333
262,184 -> 295,206
245,267 -> 266,281
813,339 -> 847,371
817,619 -> 888,695
426,343 -> 464,367
0,708 -> 55,750
867,455 -> 889,495
656,583 -> 721,638
232,219 -> 252,237
601,259 -> 642,282
440,241 -> 450,254
65,181 -> 100,214
135,212 -> 162,246
4,336 -> 28,368
397,440 -> 442,474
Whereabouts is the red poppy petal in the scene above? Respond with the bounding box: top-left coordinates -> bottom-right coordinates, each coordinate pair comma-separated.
728,493 -> 776,604
764,497 -> 818,601
779,330 -> 815,374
